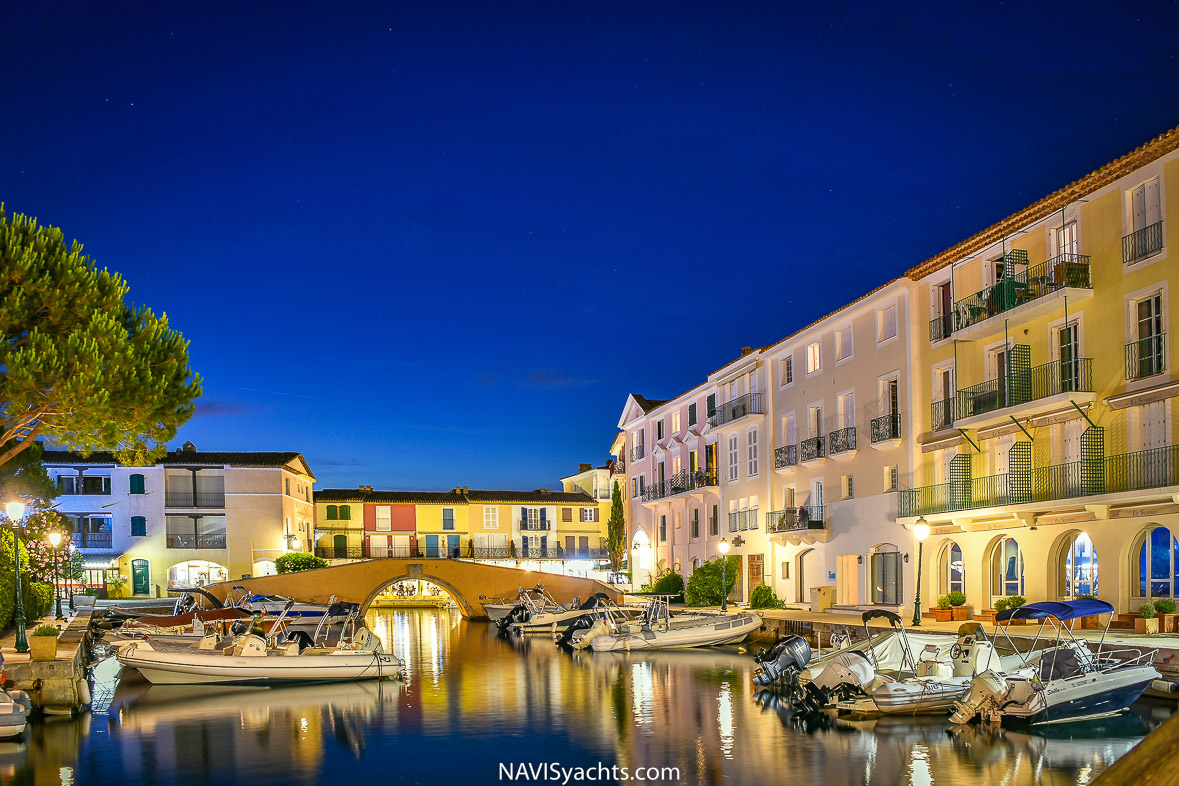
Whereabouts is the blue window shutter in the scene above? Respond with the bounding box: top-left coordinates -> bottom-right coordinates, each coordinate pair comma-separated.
540,535 -> 547,550
131,516 -> 146,536
540,508 -> 547,526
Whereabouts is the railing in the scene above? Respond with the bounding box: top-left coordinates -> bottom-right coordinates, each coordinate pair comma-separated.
166,533 -> 228,549
316,545 -> 366,560
520,519 -> 551,531
829,426 -> 857,455
775,444 -> 798,469
630,444 -> 645,461
471,547 -> 514,559
932,398 -> 954,431
640,469 -> 718,502
930,313 -> 953,342
708,392 -> 764,427
727,508 -> 758,532
765,505 -> 826,533
1126,334 -> 1166,380
1123,220 -> 1164,264
870,414 -> 902,443
315,519 -> 362,531
611,457 -> 625,474
75,532 -> 112,549
164,491 -> 226,508
949,254 -> 1092,335
519,547 -> 565,560
955,357 -> 1092,420
570,484 -> 611,499
800,436 -> 825,462
1106,445 -> 1179,494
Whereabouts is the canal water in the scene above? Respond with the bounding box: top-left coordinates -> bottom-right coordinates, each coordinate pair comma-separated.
11,608 -> 1175,785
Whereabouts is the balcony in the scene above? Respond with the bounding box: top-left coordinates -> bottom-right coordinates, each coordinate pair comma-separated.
316,545 -> 366,560
931,398 -> 954,431
801,436 -> 825,463
165,490 -> 226,508
630,444 -> 645,462
765,505 -> 826,534
708,392 -> 764,428
955,357 -> 1093,425
828,426 -> 857,458
520,520 -> 551,531
937,253 -> 1092,340
871,414 -> 902,444
1126,334 -> 1166,381
166,533 -> 227,549
640,468 -> 719,503
897,444 -> 1179,518
774,444 -> 798,470
74,532 -> 112,550
1123,221 -> 1164,264
727,508 -> 759,532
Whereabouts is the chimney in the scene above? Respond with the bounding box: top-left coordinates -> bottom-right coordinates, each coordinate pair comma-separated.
181,441 -> 197,453
578,463 -> 591,473
740,346 -> 752,357
463,486 -> 469,494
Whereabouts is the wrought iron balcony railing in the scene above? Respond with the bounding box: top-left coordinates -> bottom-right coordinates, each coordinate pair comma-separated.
520,519 -> 551,531
727,508 -> 758,532
765,505 -> 826,533
166,533 -> 228,549
955,357 -> 1092,421
630,444 -> 645,461
1123,220 -> 1164,264
870,414 -> 902,443
774,444 -> 798,469
708,392 -> 764,427
316,545 -> 365,560
828,426 -> 857,455
75,532 -> 112,549
929,313 -> 953,342
1126,334 -> 1166,381
165,491 -> 226,508
640,469 -> 718,502
945,254 -> 1092,336
800,436 -> 825,462
931,398 -> 954,431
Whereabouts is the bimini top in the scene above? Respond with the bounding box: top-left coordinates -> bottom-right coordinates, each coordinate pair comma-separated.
995,599 -> 1114,623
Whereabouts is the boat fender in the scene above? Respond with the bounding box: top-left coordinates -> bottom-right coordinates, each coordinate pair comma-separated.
1151,679 -> 1179,695
76,679 -> 91,707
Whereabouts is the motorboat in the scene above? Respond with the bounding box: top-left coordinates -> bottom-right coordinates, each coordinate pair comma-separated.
573,596 -> 761,651
115,602 -> 405,685
487,585 -> 570,627
229,587 -> 348,624
506,591 -> 644,633
950,599 -> 1160,726
0,654 -> 31,738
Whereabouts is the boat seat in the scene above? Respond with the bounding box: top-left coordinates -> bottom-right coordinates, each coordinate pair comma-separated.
1038,648 -> 1084,681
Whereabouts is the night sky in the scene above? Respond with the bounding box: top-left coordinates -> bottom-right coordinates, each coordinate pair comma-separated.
4,2 -> 1179,491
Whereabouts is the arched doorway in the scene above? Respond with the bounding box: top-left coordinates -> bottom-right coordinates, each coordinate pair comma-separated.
1053,531 -> 1098,599
168,559 -> 228,589
1132,525 -> 1178,599
989,537 -> 1024,600
631,528 -> 653,587
869,543 -> 902,606
937,541 -> 964,596
795,548 -> 816,604
251,559 -> 277,577
131,559 -> 150,596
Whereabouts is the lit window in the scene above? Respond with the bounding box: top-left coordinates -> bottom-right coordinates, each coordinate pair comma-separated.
807,342 -> 821,374
836,326 -> 853,361
878,306 -> 898,343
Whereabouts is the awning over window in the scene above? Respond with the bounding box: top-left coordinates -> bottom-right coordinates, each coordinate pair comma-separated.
81,554 -> 121,569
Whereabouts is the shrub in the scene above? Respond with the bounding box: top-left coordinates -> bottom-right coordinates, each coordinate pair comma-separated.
947,591 -> 967,607
1075,593 -> 1098,600
994,598 -> 1009,613
276,552 -> 328,574
750,584 -> 785,610
27,581 -> 55,620
31,624 -> 59,638
650,570 -> 684,598
1155,598 -> 1177,614
1006,595 -> 1026,610
684,556 -> 740,607
936,595 -> 952,610
1139,602 -> 1157,619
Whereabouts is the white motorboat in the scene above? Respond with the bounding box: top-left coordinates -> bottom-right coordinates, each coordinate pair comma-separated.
229,587 -> 349,626
575,597 -> 762,651
951,599 -> 1160,726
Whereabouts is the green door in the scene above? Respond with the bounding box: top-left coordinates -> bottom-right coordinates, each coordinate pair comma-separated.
131,559 -> 150,596
334,534 -> 348,559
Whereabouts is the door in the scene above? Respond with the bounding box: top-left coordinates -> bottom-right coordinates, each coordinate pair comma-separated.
1058,323 -> 1079,392
748,554 -> 764,593
132,559 -> 149,596
837,554 -> 859,606
425,534 -> 440,558
870,550 -> 902,605
447,534 -> 460,558
1137,294 -> 1164,378
565,536 -> 576,555
333,534 -> 347,559
993,348 -> 1009,408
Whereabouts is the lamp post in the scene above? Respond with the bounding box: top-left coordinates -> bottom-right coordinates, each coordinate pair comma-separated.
5,501 -> 28,653
911,517 -> 930,627
718,538 -> 731,613
48,531 -> 63,620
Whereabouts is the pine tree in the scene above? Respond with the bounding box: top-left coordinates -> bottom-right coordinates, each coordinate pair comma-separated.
607,480 -> 627,571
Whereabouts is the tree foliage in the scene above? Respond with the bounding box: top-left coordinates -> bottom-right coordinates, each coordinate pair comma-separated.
0,208 -> 202,468
749,584 -> 785,609
20,507 -> 74,581
0,440 -> 58,501
606,480 -> 626,571
684,555 -> 740,607
276,552 -> 327,573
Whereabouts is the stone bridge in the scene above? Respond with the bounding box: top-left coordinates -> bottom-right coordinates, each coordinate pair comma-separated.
203,558 -> 621,618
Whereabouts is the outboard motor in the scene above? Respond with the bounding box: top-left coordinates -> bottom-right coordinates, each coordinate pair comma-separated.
752,635 -> 812,688
803,650 -> 876,707
555,614 -> 595,647
497,604 -> 531,632
346,626 -> 384,653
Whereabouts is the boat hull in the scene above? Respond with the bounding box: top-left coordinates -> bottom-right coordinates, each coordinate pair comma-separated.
1002,667 -> 1159,726
117,647 -> 403,686
589,614 -> 761,651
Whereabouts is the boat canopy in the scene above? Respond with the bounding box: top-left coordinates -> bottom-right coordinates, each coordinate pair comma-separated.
995,599 -> 1114,622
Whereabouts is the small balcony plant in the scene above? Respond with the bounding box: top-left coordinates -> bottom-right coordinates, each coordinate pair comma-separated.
29,624 -> 61,662
1135,602 -> 1159,635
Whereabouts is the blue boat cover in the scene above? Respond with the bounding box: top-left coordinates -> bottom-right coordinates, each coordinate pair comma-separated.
995,599 -> 1114,622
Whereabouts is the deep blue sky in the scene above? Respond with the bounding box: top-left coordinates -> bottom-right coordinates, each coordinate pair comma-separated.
4,2 -> 1179,491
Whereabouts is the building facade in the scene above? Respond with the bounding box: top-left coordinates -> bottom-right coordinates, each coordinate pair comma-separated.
43,444 -> 316,596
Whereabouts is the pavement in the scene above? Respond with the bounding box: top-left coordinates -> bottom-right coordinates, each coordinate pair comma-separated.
0,602 -> 89,666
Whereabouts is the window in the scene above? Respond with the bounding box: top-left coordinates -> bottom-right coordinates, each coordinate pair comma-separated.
1131,292 -> 1165,380
781,355 -> 794,386
808,405 -> 823,437
1061,532 -> 1098,598
338,505 -> 351,521
580,507 -> 598,522
993,537 -> 1025,597
672,412 -> 680,433
747,428 -> 759,477
561,507 -> 572,522
129,474 -> 146,495
691,509 -> 700,539
878,305 -> 898,343
58,475 -> 110,495
841,474 -> 854,500
326,505 -> 338,520
781,561 -> 790,580
836,326 -> 853,361
688,403 -> 697,426
285,478 -> 291,496
375,506 -> 392,531
870,546 -> 902,605
940,542 -> 964,595
1136,526 -> 1178,598
1126,178 -> 1163,263
660,515 -> 667,542
806,342 -> 821,374
484,506 -> 499,529
884,465 -> 898,492
728,435 -> 739,482
442,508 -> 455,530
657,420 -> 665,440
1050,220 -> 1078,259
631,478 -> 638,498
706,394 -> 716,419
131,516 -> 147,537
836,391 -> 855,429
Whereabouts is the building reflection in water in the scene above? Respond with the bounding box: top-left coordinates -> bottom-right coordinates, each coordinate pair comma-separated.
24,609 -> 1174,785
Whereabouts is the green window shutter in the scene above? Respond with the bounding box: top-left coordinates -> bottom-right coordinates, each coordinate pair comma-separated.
326,505 -> 337,520
103,477 -> 111,495
130,474 -> 145,494
340,505 -> 351,521
131,516 -> 147,536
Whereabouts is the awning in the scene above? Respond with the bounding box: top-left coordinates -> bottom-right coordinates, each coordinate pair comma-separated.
996,599 -> 1114,622
81,554 -> 121,569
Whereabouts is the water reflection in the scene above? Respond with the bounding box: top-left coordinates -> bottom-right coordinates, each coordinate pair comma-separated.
11,609 -> 1174,785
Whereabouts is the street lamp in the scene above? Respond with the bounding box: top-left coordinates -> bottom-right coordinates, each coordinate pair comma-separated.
718,538 -> 731,613
48,531 -> 63,620
911,517 -> 931,627
5,501 -> 28,653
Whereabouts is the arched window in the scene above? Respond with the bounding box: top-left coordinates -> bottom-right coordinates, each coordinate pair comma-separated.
1061,532 -> 1098,598
325,505 -> 338,520
1136,526 -> 1178,598
939,541 -> 964,595
339,504 -> 351,521
992,537 -> 1024,597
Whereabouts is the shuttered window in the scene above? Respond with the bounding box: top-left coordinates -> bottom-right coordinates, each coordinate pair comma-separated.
129,474 -> 146,495
131,516 -> 147,536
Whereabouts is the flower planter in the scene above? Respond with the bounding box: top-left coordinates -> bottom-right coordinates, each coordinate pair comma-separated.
1135,617 -> 1159,635
29,636 -> 58,662
950,606 -> 972,621
1079,614 -> 1103,629
931,609 -> 953,623
1157,613 -> 1177,633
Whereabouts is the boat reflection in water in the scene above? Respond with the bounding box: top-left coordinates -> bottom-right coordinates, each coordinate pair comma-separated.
41,609 -> 1178,785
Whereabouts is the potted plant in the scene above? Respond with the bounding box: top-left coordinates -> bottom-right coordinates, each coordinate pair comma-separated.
106,574 -> 129,599
1155,598 -> 1177,633
932,595 -> 953,622
947,590 -> 971,621
997,596 -> 1027,626
1135,602 -> 1159,635
29,624 -> 61,662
